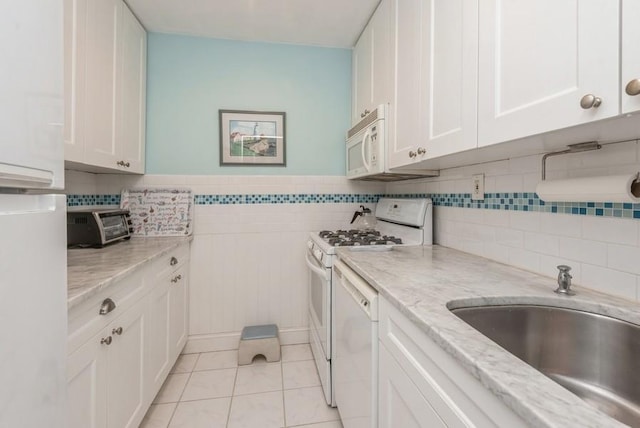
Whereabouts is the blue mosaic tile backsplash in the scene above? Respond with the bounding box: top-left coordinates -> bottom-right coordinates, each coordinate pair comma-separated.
66,192 -> 640,220
67,194 -> 121,207
194,193 -> 380,205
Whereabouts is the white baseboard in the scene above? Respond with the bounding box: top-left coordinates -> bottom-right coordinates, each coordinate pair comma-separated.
183,327 -> 309,354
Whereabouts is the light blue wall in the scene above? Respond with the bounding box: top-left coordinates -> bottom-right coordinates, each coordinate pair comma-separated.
146,33 -> 352,175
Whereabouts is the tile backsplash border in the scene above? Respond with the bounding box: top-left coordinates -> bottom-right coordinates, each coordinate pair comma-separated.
66,191 -> 640,220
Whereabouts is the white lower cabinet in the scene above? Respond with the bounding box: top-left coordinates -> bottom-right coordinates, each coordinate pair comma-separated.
378,297 -> 527,428
146,278 -> 171,396
67,243 -> 190,428
379,343 -> 446,427
105,301 -> 146,428
168,265 -> 189,359
67,328 -> 108,428
68,298 -> 145,428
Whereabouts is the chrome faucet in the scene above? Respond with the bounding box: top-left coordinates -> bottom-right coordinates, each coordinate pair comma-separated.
555,265 -> 575,296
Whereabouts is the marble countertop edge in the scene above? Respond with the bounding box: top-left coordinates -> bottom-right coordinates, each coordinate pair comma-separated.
336,245 -> 634,428
67,236 -> 193,310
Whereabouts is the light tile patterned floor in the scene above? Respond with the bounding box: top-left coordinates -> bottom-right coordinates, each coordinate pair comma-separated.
140,344 -> 343,428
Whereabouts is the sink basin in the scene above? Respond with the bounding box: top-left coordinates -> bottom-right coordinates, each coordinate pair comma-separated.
451,305 -> 640,426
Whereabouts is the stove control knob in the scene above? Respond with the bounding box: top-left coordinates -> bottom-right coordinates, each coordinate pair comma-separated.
307,240 -> 314,250
313,248 -> 323,261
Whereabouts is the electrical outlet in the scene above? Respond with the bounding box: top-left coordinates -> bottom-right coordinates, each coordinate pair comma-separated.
472,174 -> 484,201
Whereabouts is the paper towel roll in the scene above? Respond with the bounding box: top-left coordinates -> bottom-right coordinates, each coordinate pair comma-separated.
535,174 -> 640,203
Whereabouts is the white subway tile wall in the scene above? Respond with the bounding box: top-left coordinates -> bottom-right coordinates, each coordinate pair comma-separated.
389,140 -> 640,301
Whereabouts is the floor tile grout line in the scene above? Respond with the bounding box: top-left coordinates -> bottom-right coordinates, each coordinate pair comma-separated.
165,401 -> 178,428
225,355 -> 240,428
280,356 -> 287,427
165,351 -> 201,428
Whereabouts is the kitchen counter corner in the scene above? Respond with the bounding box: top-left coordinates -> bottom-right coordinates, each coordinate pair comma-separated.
67,236 -> 193,310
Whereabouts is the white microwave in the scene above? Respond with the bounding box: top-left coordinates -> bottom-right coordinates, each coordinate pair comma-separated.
346,105 -> 386,179
345,104 -> 439,181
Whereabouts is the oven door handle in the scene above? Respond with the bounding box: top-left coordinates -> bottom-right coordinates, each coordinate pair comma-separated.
305,251 -> 330,279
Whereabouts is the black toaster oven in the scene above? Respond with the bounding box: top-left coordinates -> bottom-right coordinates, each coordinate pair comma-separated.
67,209 -> 132,247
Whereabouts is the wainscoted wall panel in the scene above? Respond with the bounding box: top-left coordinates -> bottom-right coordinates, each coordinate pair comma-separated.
185,175 -> 384,352
387,140 -> 640,302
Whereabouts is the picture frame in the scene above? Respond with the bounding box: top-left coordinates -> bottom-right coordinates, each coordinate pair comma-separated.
219,109 -> 286,166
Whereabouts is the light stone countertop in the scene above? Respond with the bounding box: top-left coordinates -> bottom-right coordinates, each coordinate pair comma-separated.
67,236 -> 193,310
336,245 -> 639,428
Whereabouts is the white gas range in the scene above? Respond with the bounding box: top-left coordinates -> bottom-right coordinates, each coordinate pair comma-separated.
305,197 -> 433,406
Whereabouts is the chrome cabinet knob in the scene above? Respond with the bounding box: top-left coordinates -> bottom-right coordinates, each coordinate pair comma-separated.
580,94 -> 602,109
170,256 -> 178,266
408,151 -> 417,159
171,274 -> 182,283
101,336 -> 112,345
99,298 -> 116,315
112,327 -> 123,335
360,109 -> 370,118
625,79 -> 640,96
417,147 -> 426,155
116,160 -> 131,168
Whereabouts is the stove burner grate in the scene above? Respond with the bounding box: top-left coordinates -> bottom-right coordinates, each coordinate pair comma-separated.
319,229 -> 402,246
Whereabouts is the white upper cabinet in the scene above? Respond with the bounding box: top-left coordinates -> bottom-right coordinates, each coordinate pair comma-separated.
387,0 -> 425,169
421,0 -> 478,160
352,0 -> 392,125
118,5 -> 147,173
622,0 -> 640,114
387,0 -> 478,169
64,0 -> 146,174
64,0 -> 87,165
82,0 -> 121,168
477,0 -> 620,147
353,26 -> 373,124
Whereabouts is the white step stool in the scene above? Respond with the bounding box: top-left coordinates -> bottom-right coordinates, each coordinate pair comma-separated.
238,324 -> 281,365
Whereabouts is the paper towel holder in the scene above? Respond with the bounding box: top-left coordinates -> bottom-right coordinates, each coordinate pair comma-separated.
540,141 -> 601,180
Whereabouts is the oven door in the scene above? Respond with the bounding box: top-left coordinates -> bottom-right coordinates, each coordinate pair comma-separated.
306,247 -> 335,405
306,249 -> 331,358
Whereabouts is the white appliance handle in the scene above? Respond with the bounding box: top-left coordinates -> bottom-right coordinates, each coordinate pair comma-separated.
334,260 -> 378,320
360,129 -> 372,172
0,163 -> 53,188
306,250 -> 329,279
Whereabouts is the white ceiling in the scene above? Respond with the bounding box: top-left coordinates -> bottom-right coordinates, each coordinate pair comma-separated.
125,0 -> 380,48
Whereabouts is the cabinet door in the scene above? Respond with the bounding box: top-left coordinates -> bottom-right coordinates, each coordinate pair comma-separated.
353,27 -> 373,124
145,279 -> 171,401
622,0 -> 640,114
107,301 -> 146,428
387,0 -> 426,169
422,0 -> 478,159
117,4 -> 146,173
67,329 -> 108,428
83,0 -> 121,169
169,266 -> 189,360
64,0 -> 87,163
370,0 -> 392,111
478,0 -> 619,147
379,343 -> 446,428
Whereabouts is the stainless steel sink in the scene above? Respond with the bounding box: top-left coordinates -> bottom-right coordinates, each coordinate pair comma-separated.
451,305 -> 640,427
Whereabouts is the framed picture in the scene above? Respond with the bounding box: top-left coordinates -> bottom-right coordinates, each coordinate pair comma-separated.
219,109 -> 286,166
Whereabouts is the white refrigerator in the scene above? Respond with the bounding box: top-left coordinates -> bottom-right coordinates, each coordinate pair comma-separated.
0,1 -> 67,427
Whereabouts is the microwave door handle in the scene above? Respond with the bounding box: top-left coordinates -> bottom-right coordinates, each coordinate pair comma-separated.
361,129 -> 372,171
